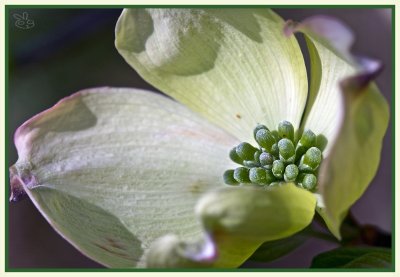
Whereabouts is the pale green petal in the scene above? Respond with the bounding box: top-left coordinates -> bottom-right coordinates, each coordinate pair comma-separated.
145,184 -> 316,268
318,80 -> 389,239
115,8 -> 308,142
286,17 -> 389,238
10,87 -> 238,268
285,16 -> 357,154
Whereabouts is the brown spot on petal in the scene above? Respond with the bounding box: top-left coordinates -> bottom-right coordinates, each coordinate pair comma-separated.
188,180 -> 211,194
236,114 -> 241,119
94,242 -> 131,259
189,183 -> 202,194
106,237 -> 124,250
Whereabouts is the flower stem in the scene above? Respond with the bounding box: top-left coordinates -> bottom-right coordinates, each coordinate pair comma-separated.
342,212 -> 392,248
314,211 -> 392,247
301,228 -> 339,243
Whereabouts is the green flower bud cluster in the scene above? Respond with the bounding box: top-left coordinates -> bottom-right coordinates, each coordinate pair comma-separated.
223,120 -> 322,191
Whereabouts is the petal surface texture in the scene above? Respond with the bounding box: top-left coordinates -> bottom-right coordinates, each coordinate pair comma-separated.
287,16 -> 389,238
115,8 -> 308,142
289,16 -> 357,154
145,184 -> 316,268
10,87 -> 238,267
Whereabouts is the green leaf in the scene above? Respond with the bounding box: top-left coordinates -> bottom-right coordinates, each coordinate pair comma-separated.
286,16 -> 389,239
115,8 -> 308,142
311,247 -> 392,268
248,227 -> 309,262
10,87 -> 238,268
145,184 -> 316,268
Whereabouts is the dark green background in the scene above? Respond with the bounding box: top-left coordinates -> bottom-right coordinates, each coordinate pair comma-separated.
7,8 -> 393,268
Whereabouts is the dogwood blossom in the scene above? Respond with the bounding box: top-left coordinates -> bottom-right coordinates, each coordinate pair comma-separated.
10,9 -> 388,268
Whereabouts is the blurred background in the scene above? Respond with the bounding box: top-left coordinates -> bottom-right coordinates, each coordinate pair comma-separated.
7,8 -> 392,268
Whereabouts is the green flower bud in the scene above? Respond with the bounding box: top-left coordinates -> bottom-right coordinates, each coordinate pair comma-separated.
229,147 -> 243,165
272,160 -> 284,178
259,152 -> 274,168
278,138 -> 295,163
299,147 -> 322,172
265,169 -> 276,184
223,170 -> 239,185
249,168 -> 268,185
278,120 -> 294,141
299,129 -> 316,148
271,143 -> 279,157
236,142 -> 258,161
271,130 -> 280,142
254,150 -> 261,162
294,145 -> 306,162
233,167 -> 250,183
224,123 -> 321,191
253,124 -> 269,140
243,160 -> 258,168
255,129 -> 276,152
300,173 -> 317,191
295,130 -> 317,160
284,164 -> 299,182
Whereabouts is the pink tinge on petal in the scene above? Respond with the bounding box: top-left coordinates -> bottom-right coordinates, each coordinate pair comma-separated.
340,57 -> 383,92
9,164 -> 37,202
283,19 -> 297,37
13,89 -> 88,160
9,166 -> 26,202
12,87 -> 118,161
284,15 -> 383,85
189,233 -> 218,262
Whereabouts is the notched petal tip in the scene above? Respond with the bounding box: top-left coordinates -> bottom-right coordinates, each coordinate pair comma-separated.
283,19 -> 298,37
145,234 -> 215,268
145,185 -> 317,268
284,15 -> 355,62
9,87 -> 237,268
9,165 -> 27,202
309,30 -> 388,238
318,55 -> 387,238
340,57 -> 384,93
9,163 -> 37,202
285,14 -> 383,92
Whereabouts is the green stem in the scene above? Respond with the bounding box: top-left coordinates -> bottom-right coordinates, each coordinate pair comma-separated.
343,212 -> 392,248
302,228 -> 339,243
314,211 -> 392,248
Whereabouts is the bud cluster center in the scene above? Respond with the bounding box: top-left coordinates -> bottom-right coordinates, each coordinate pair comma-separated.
223,121 -> 323,191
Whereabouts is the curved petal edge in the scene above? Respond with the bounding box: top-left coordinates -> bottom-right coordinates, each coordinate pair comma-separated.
9,87 -> 238,267
286,16 -> 389,239
145,184 -> 316,268
115,8 -> 309,142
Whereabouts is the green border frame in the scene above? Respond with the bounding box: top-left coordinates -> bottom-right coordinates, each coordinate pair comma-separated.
5,5 -> 9,273
4,4 -> 396,272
